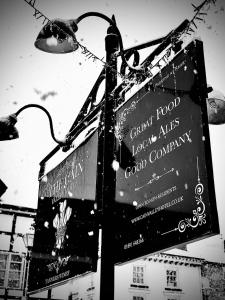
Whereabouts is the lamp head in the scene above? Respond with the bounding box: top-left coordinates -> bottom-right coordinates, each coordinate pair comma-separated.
0,178 -> 7,197
35,18 -> 79,53
22,233 -> 34,251
0,114 -> 19,141
207,88 -> 225,124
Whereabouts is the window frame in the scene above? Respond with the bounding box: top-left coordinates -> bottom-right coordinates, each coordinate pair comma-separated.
132,265 -> 145,285
132,295 -> 145,300
166,268 -> 179,288
0,251 -> 25,289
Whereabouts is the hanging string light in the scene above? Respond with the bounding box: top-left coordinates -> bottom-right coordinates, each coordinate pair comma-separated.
23,0 -> 217,87
142,0 -> 217,82
23,0 -> 129,82
185,0 -> 217,35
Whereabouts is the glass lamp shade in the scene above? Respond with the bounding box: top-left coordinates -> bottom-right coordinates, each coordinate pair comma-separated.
23,233 -> 34,251
207,89 -> 225,124
0,114 -> 19,141
0,178 -> 7,197
34,19 -> 79,54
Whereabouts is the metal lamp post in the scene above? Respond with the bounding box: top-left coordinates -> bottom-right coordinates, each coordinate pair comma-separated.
22,233 -> 34,299
96,18 -> 118,300
34,12 -> 144,72
0,104 -> 68,145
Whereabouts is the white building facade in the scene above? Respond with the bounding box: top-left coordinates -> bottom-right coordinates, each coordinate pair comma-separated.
114,253 -> 203,300
0,203 -> 35,300
40,252 -> 203,300
1,203 -> 223,300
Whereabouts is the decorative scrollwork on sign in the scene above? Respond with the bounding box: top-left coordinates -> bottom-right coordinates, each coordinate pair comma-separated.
115,100 -> 139,142
177,182 -> 206,232
161,156 -> 206,236
53,200 -> 72,249
47,255 -> 70,274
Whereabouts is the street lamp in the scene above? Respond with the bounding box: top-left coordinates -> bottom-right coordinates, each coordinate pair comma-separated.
34,12 -> 146,72
0,178 -> 7,198
22,233 -> 34,299
22,233 -> 34,251
34,12 -> 151,300
0,104 -> 67,146
206,88 -> 225,125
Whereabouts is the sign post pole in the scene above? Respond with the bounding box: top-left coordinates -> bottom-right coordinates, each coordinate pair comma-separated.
96,18 -> 118,300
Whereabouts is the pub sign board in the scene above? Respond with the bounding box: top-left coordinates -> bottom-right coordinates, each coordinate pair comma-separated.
28,131 -> 99,292
114,39 -> 219,264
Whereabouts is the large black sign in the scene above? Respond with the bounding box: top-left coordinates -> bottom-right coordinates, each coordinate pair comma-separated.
114,39 -> 219,263
28,131 -> 98,292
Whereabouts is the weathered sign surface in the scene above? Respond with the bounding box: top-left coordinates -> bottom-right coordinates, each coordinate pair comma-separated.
28,131 -> 98,292
114,39 -> 219,263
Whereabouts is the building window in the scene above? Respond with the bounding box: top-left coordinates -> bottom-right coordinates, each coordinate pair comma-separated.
70,293 -> 79,300
166,269 -> 178,287
133,296 -> 144,300
133,265 -> 144,284
0,252 -> 24,289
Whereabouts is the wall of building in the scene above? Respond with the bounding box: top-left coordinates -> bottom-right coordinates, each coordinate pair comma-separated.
32,253 -> 203,300
201,261 -> 225,300
3,202 -> 221,300
0,203 -> 36,300
114,254 -> 203,300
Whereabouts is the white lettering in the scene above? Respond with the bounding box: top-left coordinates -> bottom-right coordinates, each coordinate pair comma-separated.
125,159 -> 147,179
156,97 -> 180,120
149,130 -> 192,164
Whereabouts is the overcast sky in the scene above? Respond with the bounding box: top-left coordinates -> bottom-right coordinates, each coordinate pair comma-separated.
0,0 -> 225,259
